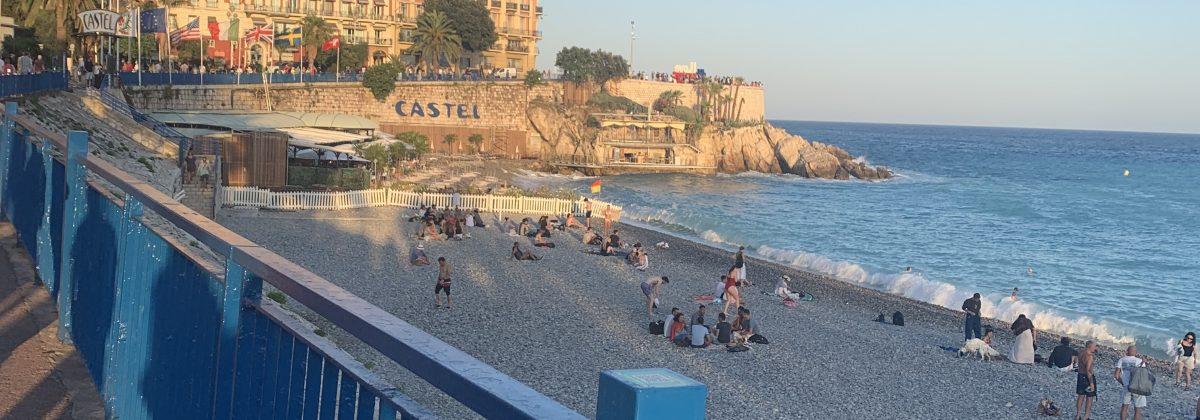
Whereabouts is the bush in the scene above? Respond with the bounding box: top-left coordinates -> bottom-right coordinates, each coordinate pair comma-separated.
523,69 -> 543,87
587,92 -> 646,114
362,63 -> 400,101
663,105 -> 701,124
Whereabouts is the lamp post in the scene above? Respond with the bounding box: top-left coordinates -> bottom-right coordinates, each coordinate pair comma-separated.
629,20 -> 636,75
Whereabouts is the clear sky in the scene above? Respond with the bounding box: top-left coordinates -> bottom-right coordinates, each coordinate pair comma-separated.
534,1 -> 1200,134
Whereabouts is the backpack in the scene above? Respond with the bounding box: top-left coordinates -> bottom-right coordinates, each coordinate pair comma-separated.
892,311 -> 905,326
1127,366 -> 1155,396
748,334 -> 769,345
648,320 -> 664,335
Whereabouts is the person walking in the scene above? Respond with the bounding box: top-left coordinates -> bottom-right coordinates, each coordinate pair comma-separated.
961,293 -> 983,341
733,246 -> 748,285
640,276 -> 669,318
1074,341 -> 1097,420
1114,345 -> 1148,420
1175,332 -> 1196,390
434,257 -> 452,309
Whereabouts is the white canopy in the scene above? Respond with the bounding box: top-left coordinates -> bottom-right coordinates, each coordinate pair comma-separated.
278,127 -> 371,146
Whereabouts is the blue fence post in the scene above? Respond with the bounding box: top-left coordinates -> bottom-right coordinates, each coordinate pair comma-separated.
0,102 -> 16,215
102,195 -> 145,418
213,250 -> 263,420
56,131 -> 89,342
596,368 -> 707,420
36,139 -> 56,290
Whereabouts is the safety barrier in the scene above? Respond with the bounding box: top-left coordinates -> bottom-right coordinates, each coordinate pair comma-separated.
117,72 -> 362,86
0,72 -> 69,98
0,101 -> 585,419
221,186 -> 623,217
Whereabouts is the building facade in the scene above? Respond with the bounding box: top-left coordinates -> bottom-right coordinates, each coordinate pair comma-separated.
164,0 -> 541,71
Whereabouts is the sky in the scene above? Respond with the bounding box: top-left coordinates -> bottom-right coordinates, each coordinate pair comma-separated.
535,1 -> 1200,134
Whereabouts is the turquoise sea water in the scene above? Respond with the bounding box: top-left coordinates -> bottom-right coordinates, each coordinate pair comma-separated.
540,121 -> 1200,356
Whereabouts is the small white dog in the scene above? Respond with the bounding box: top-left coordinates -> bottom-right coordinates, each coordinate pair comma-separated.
958,338 -> 1002,361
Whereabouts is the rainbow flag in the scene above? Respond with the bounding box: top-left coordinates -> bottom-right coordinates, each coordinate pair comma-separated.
590,179 -> 602,194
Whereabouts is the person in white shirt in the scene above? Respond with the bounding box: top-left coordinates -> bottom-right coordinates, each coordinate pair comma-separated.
1114,345 -> 1148,420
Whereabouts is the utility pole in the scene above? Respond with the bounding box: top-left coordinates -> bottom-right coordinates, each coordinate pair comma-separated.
629,20 -> 636,75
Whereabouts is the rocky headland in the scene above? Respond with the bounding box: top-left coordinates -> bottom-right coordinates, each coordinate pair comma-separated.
526,101 -> 892,180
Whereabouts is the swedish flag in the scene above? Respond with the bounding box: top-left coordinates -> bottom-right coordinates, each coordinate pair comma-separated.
275,25 -> 302,48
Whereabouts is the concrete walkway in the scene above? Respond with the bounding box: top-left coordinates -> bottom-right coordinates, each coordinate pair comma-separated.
0,222 -> 104,420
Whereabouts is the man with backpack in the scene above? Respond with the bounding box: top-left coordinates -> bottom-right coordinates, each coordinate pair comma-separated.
1114,345 -> 1150,420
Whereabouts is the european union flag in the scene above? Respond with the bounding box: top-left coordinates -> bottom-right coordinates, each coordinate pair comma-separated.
140,8 -> 167,33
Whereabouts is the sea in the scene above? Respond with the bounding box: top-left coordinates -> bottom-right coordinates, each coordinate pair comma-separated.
522,121 -> 1200,357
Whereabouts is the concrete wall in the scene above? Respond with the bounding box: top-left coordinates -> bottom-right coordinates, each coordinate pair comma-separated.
609,79 -> 765,121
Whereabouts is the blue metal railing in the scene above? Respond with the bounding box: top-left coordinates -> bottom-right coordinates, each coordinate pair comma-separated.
0,72 -> 69,98
0,101 -> 585,419
117,71 -> 537,86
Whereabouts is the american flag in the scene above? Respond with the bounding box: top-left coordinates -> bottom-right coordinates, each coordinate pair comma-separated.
170,18 -> 201,44
243,25 -> 274,43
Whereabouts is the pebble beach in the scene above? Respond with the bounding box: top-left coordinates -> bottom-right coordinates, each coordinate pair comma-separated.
218,207 -> 1199,419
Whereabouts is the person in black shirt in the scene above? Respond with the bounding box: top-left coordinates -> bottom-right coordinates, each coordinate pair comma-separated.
1047,336 -> 1077,369
961,293 -> 983,341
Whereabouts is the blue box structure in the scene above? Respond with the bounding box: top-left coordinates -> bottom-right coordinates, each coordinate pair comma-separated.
596,368 -> 707,420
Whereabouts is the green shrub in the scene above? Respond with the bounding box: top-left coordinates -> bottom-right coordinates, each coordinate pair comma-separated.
587,92 -> 646,114
362,63 -> 401,102
663,105 -> 701,124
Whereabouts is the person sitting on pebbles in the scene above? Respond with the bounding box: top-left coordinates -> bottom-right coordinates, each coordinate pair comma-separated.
422,220 -> 443,241
534,228 -> 555,248
581,227 -> 602,245
565,212 -> 585,229
410,244 -> 430,266
512,242 -> 541,260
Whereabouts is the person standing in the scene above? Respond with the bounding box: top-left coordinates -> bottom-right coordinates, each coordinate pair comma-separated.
1114,345 -> 1148,420
961,293 -> 983,341
603,205 -> 614,232
17,52 -> 33,75
640,276 -> 668,318
1175,331 -> 1196,390
583,198 -> 592,228
1008,314 -> 1036,364
434,257 -> 452,309
734,246 -> 748,285
1074,341 -> 1097,420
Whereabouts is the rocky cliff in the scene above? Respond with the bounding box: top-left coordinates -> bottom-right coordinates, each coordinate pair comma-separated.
526,102 -> 891,180
697,124 -> 891,180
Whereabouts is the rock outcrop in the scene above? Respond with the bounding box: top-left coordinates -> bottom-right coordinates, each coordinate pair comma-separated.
527,102 -> 891,181
696,123 -> 891,180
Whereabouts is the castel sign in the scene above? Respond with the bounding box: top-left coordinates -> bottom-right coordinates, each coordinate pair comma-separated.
78,10 -> 134,37
394,100 -> 481,119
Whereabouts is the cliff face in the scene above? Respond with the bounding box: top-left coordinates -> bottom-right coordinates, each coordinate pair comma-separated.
697,124 -> 891,180
526,102 -> 891,180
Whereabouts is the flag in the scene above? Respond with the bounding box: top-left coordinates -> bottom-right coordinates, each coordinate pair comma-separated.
226,17 -> 240,42
170,18 -> 200,45
116,9 -> 137,37
275,24 -> 301,48
321,36 -> 341,52
140,8 -> 167,33
590,179 -> 602,194
243,25 -> 273,43
207,18 -> 221,40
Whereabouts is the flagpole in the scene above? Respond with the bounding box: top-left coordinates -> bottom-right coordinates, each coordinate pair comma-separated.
299,26 -> 304,83
199,21 -> 204,85
167,5 -> 173,85
335,42 -> 340,82
136,7 -> 142,86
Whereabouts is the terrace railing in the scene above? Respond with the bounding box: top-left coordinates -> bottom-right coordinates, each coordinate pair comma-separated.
222,186 -> 623,217
0,72 -> 69,98
117,72 -> 363,87
0,101 -> 587,419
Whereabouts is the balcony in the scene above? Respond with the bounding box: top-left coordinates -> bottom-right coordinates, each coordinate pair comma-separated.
505,2 -> 517,12
396,14 -> 417,24
507,44 -> 530,53
520,4 -> 529,11
490,0 -> 501,7
371,37 -> 392,46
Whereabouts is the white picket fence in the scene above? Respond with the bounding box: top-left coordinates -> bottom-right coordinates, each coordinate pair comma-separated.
221,186 -> 622,217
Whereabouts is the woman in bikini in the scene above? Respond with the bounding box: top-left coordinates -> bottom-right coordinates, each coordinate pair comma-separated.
722,265 -> 742,316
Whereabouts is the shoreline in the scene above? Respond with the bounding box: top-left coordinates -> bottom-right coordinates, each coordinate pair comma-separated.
613,220 -> 1179,370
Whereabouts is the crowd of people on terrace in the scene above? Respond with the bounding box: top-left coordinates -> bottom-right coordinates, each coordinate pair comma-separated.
628,70 -> 763,87
0,52 -> 46,75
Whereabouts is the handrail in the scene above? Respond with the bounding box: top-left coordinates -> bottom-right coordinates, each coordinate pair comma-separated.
9,108 -> 583,419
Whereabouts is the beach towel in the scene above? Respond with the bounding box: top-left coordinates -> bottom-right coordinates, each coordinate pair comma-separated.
692,294 -> 714,303
727,344 -> 750,352
783,299 -> 798,308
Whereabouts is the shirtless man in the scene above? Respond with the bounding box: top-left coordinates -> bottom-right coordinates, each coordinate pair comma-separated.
640,276 -> 669,317
583,198 -> 593,228
1074,340 -> 1097,420
434,257 -> 452,309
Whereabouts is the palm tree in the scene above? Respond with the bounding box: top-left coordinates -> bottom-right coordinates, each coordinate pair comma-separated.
409,10 -> 462,72
443,133 -> 458,156
467,133 -> 484,154
300,15 -> 334,71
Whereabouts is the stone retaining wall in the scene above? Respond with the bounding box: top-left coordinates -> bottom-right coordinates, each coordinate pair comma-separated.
609,79 -> 765,120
